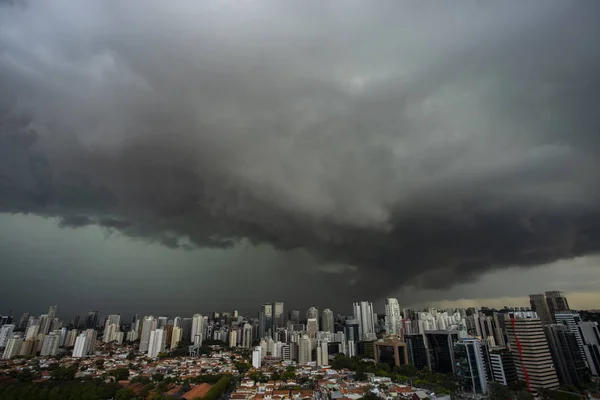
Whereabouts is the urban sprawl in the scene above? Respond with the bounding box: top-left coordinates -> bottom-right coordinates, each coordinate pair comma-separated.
1,291 -> 599,400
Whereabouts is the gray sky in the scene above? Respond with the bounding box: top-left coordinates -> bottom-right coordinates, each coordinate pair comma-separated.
1,0 -> 600,318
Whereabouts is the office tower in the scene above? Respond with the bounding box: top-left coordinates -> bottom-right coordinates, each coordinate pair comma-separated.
181,318 -> 192,342
321,309 -> 334,333
17,313 -> 30,330
148,328 -> 166,358
39,315 -> 50,335
72,333 -> 90,357
505,312 -> 559,390
259,304 -> 273,339
298,335 -> 311,364
353,302 -> 376,340
139,316 -> 157,352
86,311 -> 99,329
385,298 -> 402,336
546,291 -> 570,317
578,322 -> 600,377
345,319 -> 360,342
453,338 -> 492,394
374,337 -> 409,368
529,294 -> 553,325
306,307 -> 319,323
307,318 -> 318,338
405,333 -> 431,370
171,326 -> 182,349
545,324 -> 590,386
555,311 -> 586,360
425,330 -> 460,374
317,340 -> 329,366
0,324 -> 15,348
290,310 -> 300,325
2,336 -> 23,360
40,331 -> 60,356
242,323 -> 253,348
489,348 -> 518,386
191,314 -> 204,346
273,302 -> 284,329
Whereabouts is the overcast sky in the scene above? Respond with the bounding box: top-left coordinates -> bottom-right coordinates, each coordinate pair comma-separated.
1,0 -> 600,319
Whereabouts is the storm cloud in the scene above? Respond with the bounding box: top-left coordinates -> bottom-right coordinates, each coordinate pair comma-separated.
1,0 -> 600,305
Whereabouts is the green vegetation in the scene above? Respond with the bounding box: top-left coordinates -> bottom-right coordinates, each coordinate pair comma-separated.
0,380 -> 121,400
196,375 -> 233,400
109,367 -> 130,381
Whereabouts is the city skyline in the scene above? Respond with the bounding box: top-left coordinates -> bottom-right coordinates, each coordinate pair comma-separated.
2,1 -> 600,316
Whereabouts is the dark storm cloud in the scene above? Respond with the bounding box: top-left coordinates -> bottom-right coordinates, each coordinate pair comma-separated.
1,0 -> 600,304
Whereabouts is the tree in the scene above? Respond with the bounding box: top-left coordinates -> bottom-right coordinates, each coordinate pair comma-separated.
115,387 -> 136,400
489,382 -> 514,400
126,352 -> 136,360
109,368 -> 130,381
152,373 -> 165,382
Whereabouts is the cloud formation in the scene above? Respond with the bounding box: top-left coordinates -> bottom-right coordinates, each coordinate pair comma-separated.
1,0 -> 600,303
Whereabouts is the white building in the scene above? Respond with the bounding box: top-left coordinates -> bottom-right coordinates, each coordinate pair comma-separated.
103,315 -> 121,343
242,323 -> 253,348
192,314 -> 204,346
298,335 -> 311,364
72,333 -> 90,357
65,329 -> 79,347
317,340 -> 329,366
353,301 -> 375,340
385,298 -> 402,336
85,329 -> 97,354
0,324 -> 15,348
2,336 -> 23,359
139,316 -> 156,353
25,324 -> 40,340
252,346 -> 262,368
148,328 -> 166,358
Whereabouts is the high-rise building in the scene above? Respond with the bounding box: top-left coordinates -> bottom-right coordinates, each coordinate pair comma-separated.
555,311 -> 586,361
85,329 -> 97,354
139,316 -> 157,353
17,313 -> 30,330
385,298 -> 403,336
578,321 -> 600,377
229,330 -> 238,348
273,302 -> 284,329
148,328 -> 166,358
181,318 -> 192,342
425,330 -> 460,374
171,326 -> 182,349
40,331 -> 60,356
453,338 -> 492,394
103,314 -> 120,343
321,309 -> 334,333
2,336 -> 23,360
290,310 -> 300,325
259,304 -> 273,339
298,335 -> 311,364
489,348 -> 518,386
86,311 -> 99,330
65,329 -> 79,347
374,337 -> 409,368
529,294 -> 553,325
405,333 -> 431,370
545,324 -> 590,386
0,324 -> 15,348
353,302 -> 375,340
252,347 -> 262,368
307,318 -> 318,339
505,312 -> 559,391
72,333 -> 90,357
306,307 -> 319,323
546,291 -> 570,317
39,315 -> 51,336
191,314 -> 204,346
317,340 -> 329,366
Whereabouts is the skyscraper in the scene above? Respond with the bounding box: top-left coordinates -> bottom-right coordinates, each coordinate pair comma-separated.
306,307 -> 319,322
242,323 -> 253,348
191,314 -> 204,346
139,316 -> 157,353
148,328 -> 166,358
0,324 -> 15,348
2,336 -> 23,360
273,302 -> 284,329
545,324 -> 590,386
103,314 -> 121,343
353,301 -> 375,340
321,309 -> 334,333
298,335 -> 311,364
506,311 -> 559,390
529,294 -> 553,325
545,291 -> 570,317
259,304 -> 273,339
86,310 -> 99,330
289,310 -> 300,325
385,298 -> 402,336
72,333 -> 90,357
453,338 -> 492,394
555,311 -> 586,361
40,331 -> 60,356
